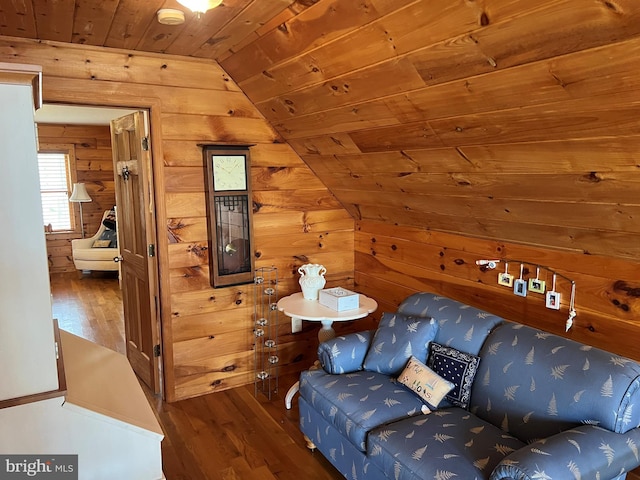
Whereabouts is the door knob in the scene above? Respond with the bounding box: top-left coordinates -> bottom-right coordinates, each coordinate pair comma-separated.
113,256 -> 124,263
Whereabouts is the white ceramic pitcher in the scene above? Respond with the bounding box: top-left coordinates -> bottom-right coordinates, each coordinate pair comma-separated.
298,263 -> 327,300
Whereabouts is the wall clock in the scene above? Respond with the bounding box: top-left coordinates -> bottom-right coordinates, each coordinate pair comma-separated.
213,155 -> 247,191
202,145 -> 255,287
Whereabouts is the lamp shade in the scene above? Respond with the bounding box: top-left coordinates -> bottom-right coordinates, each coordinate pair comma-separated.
69,183 -> 92,203
176,0 -> 222,16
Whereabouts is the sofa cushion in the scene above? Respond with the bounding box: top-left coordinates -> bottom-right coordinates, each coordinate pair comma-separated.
363,312 -> 438,376
427,342 -> 480,409
471,322 -> 640,442
73,244 -> 118,262
397,292 -> 503,355
397,355 -> 454,409
299,368 -> 427,452
299,397 -> 389,480
368,407 -> 525,480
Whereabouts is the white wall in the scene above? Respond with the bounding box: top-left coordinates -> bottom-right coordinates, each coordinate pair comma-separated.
0,397 -> 163,480
0,68 -> 163,479
0,68 -> 59,400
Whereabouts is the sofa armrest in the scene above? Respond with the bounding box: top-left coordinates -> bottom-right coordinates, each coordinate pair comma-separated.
317,330 -> 374,374
490,425 -> 640,480
72,237 -> 96,250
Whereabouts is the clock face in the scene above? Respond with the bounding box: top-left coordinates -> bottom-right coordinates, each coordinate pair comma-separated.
213,155 -> 247,191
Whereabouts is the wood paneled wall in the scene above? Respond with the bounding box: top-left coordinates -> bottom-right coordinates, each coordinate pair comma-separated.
0,36 -> 355,402
220,0 -> 640,262
38,124 -> 115,273
4,0 -> 640,405
354,220 -> 640,362
165,143 -> 355,400
217,0 -> 640,385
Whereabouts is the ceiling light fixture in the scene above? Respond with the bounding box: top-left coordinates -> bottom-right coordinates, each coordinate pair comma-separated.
176,0 -> 223,18
157,9 -> 186,25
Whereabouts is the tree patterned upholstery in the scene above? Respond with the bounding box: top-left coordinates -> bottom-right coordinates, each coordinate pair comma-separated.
368,408 -> 525,480
299,369 -> 427,452
298,292 -> 640,480
397,292 -> 504,356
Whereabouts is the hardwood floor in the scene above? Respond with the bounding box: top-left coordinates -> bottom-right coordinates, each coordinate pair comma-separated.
50,272 -> 343,480
51,272 -> 125,355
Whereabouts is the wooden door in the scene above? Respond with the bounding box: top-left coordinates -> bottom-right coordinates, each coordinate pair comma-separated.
110,111 -> 161,394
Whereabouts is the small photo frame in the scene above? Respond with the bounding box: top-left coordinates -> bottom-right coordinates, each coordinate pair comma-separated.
528,278 -> 546,294
513,279 -> 528,297
546,291 -> 561,310
498,273 -> 514,287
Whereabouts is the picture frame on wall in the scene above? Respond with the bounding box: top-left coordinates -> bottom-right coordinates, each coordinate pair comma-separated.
528,278 -> 546,294
498,273 -> 514,287
546,291 -> 561,310
513,279 -> 527,297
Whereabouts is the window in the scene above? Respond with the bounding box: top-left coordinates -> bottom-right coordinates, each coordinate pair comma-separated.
37,146 -> 75,232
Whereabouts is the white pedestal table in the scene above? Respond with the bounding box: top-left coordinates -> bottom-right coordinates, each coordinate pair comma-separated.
277,292 -> 378,409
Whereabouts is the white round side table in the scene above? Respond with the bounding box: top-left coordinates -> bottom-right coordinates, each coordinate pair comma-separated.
277,292 -> 377,409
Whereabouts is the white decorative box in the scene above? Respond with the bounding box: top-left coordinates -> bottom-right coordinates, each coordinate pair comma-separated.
318,287 -> 359,311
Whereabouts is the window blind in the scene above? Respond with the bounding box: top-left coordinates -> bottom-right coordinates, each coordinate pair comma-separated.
38,152 -> 72,231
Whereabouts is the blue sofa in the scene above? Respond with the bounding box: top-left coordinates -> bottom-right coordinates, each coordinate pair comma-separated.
298,292 -> 640,480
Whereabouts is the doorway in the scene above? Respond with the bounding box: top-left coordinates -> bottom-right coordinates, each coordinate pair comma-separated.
37,104 -> 162,395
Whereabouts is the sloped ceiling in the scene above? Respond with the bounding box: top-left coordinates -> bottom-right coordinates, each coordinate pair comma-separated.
220,0 -> 640,260
2,0 -> 639,260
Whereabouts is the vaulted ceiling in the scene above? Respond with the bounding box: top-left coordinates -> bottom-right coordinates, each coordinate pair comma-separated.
2,0 -> 639,260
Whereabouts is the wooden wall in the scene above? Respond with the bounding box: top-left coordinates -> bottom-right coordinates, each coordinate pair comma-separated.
0,36 -> 356,402
355,221 -> 640,361
217,0 -> 640,378
38,124 -> 115,273
4,0 -> 640,407
220,0 -> 640,262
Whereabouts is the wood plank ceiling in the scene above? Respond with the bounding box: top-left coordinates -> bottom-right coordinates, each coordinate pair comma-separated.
0,0 -> 306,59
2,0 -> 639,261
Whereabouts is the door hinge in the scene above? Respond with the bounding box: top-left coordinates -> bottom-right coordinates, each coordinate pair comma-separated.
148,244 -> 155,257
142,137 -> 149,151
153,344 -> 161,357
